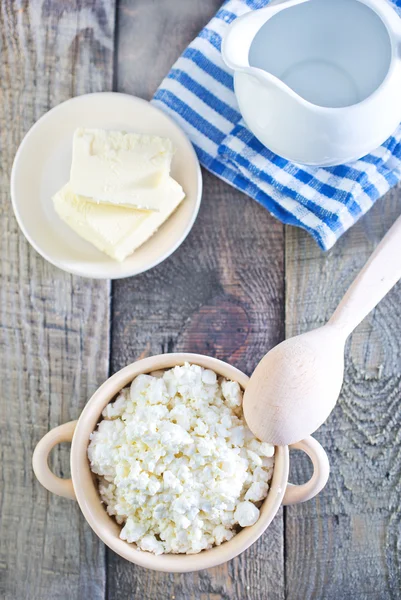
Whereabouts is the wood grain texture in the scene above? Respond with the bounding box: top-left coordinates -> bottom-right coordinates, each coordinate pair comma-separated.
115,0 -> 221,96
285,195 -> 401,600
111,2 -> 285,598
0,1 -> 115,599
4,1 -> 398,598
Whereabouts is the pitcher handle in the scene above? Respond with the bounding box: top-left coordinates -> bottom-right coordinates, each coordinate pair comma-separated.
282,436 -> 330,505
32,421 -> 77,500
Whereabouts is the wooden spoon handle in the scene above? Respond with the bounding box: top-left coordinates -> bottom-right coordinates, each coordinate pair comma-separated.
329,214 -> 401,337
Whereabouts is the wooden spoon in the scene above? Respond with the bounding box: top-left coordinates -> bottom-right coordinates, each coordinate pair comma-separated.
243,215 -> 401,446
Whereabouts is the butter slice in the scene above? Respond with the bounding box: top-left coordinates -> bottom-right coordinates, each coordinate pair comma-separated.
53,180 -> 185,262
70,128 -> 174,210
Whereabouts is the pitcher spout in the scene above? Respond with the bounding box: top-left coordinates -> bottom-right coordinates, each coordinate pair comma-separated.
222,0 -> 309,71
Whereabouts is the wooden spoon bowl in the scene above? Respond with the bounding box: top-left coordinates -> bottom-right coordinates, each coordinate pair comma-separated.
244,214 -> 401,446
244,325 -> 345,446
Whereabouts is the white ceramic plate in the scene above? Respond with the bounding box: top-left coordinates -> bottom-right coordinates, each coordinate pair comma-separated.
11,93 -> 202,279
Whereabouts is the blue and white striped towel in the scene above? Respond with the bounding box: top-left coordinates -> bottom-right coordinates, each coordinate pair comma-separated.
153,0 -> 401,250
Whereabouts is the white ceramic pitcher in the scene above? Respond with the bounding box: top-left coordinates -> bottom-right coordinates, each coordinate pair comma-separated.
222,0 -> 401,166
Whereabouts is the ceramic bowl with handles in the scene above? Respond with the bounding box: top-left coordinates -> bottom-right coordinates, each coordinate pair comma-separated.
32,353 -> 330,573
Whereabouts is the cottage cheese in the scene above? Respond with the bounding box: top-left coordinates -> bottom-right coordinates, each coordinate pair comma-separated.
88,363 -> 274,555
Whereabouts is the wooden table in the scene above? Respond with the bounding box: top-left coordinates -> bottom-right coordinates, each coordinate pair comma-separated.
1,1 -> 400,598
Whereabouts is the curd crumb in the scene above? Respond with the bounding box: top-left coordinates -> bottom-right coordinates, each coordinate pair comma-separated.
234,501 -> 260,527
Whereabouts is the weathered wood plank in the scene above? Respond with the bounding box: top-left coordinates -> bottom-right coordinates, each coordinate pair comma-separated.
115,0 -> 220,96
284,195 -> 401,599
0,1 -> 115,599
111,2 -> 286,598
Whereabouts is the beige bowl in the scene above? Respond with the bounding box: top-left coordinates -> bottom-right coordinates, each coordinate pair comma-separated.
32,354 -> 330,573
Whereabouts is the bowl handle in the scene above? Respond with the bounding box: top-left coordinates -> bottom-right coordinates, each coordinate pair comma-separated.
32,421 -> 77,500
282,436 -> 330,505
